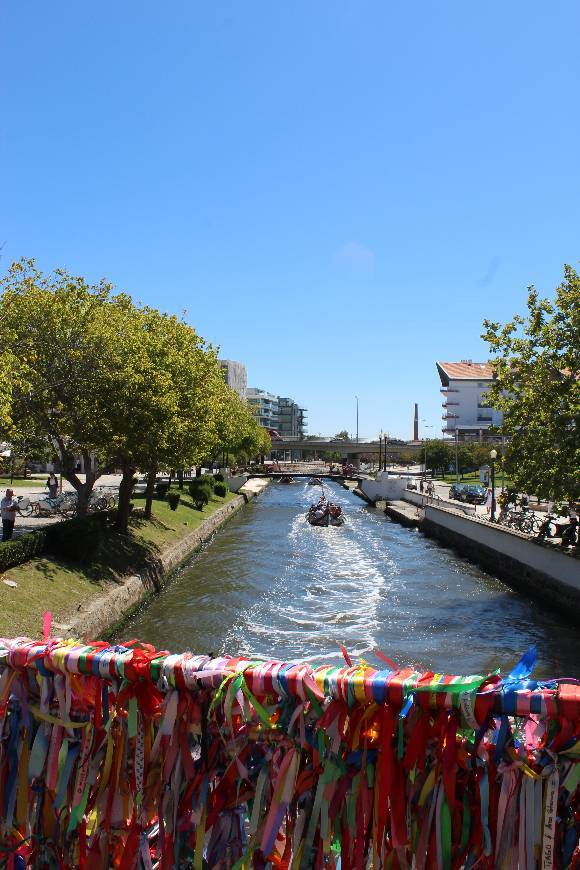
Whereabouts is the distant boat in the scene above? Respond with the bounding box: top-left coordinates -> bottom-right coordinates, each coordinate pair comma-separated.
279,476 -> 294,484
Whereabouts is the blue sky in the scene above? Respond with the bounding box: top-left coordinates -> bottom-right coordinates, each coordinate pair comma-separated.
1,2 -> 579,439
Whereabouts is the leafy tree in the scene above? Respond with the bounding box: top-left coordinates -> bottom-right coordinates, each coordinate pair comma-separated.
423,439 -> 453,475
0,260 -> 224,530
136,310 -> 224,519
482,265 -> 579,501
334,430 -> 350,441
4,423 -> 52,479
0,260 -> 131,513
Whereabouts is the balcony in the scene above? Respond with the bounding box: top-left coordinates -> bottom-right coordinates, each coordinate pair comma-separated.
440,387 -> 459,393
442,413 -> 459,420
442,400 -> 459,406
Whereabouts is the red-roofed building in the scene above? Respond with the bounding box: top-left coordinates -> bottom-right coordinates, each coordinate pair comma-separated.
436,360 -> 503,442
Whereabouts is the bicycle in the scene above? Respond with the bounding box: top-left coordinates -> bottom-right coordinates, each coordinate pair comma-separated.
15,496 -> 33,517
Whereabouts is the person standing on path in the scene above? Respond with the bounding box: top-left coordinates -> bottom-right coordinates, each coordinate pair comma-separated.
46,472 -> 59,498
1,488 -> 20,542
485,488 -> 493,517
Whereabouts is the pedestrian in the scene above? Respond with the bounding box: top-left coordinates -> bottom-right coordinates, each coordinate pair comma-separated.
46,472 -> 59,498
419,478 -> 424,494
485,488 -> 493,517
1,488 -> 19,542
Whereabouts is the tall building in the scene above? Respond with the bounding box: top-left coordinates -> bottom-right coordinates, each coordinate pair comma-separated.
246,388 -> 280,429
277,397 -> 308,438
436,360 -> 503,441
246,389 -> 308,442
219,359 -> 247,399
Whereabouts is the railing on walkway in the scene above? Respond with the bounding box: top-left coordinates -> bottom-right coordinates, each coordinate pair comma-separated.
404,486 -> 477,516
0,636 -> 578,867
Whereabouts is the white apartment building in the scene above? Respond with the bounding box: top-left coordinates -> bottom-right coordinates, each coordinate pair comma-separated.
219,359 -> 247,400
436,360 -> 503,442
246,388 -> 280,429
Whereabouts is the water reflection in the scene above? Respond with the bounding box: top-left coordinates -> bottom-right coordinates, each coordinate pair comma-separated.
122,480 -> 579,677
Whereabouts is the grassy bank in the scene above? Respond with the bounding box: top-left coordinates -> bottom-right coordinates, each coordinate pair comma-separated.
0,476 -> 45,487
0,489 -> 238,638
438,471 -> 513,487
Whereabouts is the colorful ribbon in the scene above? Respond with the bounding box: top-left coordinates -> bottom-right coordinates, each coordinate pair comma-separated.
0,636 -> 578,868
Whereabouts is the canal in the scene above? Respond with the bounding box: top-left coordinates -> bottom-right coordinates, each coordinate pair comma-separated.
123,480 -> 579,677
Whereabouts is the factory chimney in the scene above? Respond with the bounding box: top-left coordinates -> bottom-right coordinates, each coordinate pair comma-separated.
413,404 -> 419,441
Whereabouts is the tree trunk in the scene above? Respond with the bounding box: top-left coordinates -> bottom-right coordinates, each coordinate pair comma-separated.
115,463 -> 136,533
177,468 -> 184,490
196,466 -> 202,478
144,465 -> 157,520
55,442 -> 100,517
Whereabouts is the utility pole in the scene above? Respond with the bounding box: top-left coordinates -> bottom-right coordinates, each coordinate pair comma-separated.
355,396 -> 359,444
455,428 -> 459,483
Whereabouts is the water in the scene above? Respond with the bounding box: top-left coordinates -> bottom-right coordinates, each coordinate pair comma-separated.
123,480 -> 579,677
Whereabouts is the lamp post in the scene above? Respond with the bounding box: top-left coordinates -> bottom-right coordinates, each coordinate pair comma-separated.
355,396 -> 359,444
490,448 -> 497,521
421,421 -> 433,479
455,427 -> 459,483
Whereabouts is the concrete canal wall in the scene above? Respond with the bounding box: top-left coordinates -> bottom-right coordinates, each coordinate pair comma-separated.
416,501 -> 580,619
66,478 -> 271,640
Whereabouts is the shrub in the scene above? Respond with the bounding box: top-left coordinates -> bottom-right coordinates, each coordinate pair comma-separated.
214,472 -> 225,482
45,515 -> 104,562
199,474 -> 215,491
156,482 -> 170,500
167,492 -> 181,511
213,481 -> 228,498
188,479 -> 212,510
0,530 -> 47,571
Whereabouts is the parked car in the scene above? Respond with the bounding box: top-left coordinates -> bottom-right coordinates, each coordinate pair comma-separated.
464,485 -> 487,505
449,483 -> 468,501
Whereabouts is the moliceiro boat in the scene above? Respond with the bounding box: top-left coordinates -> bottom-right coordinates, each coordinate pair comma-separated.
306,497 -> 345,526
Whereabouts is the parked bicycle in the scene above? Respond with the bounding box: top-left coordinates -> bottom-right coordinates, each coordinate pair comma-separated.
15,496 -> 33,517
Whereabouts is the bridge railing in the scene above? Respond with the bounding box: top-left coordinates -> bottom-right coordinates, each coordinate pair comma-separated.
0,636 -> 578,867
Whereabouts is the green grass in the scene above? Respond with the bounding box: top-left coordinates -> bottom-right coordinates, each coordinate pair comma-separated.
0,476 -> 45,487
0,487 -> 238,638
438,471 -> 514,487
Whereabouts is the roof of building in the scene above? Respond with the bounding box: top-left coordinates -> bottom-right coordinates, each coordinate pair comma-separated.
436,360 -> 494,384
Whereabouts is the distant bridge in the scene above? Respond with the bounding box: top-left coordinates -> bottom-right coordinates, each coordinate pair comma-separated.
269,438 -> 421,459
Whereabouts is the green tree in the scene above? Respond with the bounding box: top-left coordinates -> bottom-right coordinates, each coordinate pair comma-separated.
334,430 -> 350,440
4,421 -> 52,479
0,260 -> 133,514
456,442 -> 476,475
482,265 -> 580,501
135,310 -> 224,519
424,439 -> 453,475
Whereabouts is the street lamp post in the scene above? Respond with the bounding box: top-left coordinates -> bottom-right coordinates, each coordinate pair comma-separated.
455,427 -> 459,483
355,396 -> 359,444
490,448 -> 497,521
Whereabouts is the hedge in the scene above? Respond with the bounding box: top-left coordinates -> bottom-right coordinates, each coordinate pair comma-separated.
0,530 -> 47,573
45,512 -> 110,563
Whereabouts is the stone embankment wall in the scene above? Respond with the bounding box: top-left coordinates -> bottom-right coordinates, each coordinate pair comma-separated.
403,498 -> 580,620
69,481 -> 269,640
